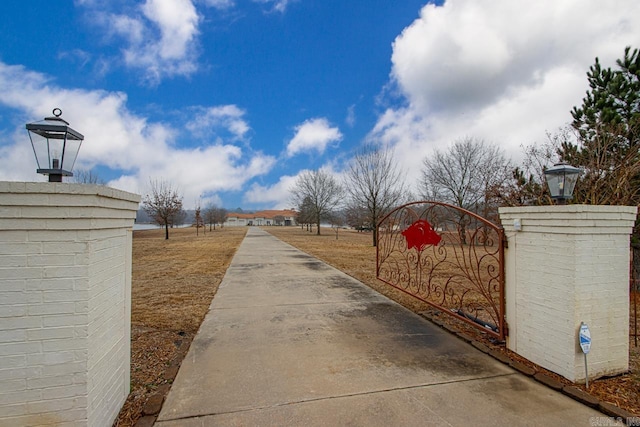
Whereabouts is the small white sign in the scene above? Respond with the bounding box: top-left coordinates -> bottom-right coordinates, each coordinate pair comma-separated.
513,218 -> 522,231
579,322 -> 591,354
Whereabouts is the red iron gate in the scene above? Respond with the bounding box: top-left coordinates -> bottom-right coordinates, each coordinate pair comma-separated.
377,201 -> 506,341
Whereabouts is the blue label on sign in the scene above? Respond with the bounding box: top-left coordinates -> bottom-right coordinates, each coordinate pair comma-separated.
579,323 -> 591,354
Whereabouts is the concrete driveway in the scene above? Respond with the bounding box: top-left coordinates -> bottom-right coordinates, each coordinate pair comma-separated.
156,227 -> 605,426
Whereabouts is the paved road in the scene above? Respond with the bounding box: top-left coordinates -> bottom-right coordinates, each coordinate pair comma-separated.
156,227 -> 605,426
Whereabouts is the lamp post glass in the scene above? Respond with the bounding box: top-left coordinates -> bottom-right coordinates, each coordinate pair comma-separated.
544,162 -> 582,204
26,108 -> 84,182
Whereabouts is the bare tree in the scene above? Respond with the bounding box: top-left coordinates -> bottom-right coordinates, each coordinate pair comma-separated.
344,145 -> 408,246
561,121 -> 640,206
171,209 -> 187,228
142,179 -> 184,240
290,169 -> 343,235
327,210 -> 346,240
211,206 -> 228,229
295,196 -> 315,232
497,122 -> 640,208
489,132 -> 561,207
204,205 -> 216,231
195,201 -> 203,236
344,201 -> 369,231
71,169 -> 105,185
204,205 -> 228,230
421,137 -> 511,216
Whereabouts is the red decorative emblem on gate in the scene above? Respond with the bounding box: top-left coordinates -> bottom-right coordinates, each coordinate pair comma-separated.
401,219 -> 441,251
377,201 -> 506,340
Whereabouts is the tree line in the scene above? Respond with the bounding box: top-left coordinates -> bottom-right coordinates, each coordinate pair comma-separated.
290,46 -> 640,244
131,46 -> 639,242
140,179 -> 228,239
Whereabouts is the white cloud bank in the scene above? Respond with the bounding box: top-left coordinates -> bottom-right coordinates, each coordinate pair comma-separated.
244,174 -> 299,208
244,163 -> 345,209
0,62 -> 275,208
370,0 -> 640,188
81,0 -> 297,84
186,105 -> 250,140
286,118 -> 343,157
93,0 -> 201,84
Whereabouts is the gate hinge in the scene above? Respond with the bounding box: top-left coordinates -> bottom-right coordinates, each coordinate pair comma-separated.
502,234 -> 509,249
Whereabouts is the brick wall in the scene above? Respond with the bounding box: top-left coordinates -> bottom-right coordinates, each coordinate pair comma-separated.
0,182 -> 139,426
499,205 -> 637,382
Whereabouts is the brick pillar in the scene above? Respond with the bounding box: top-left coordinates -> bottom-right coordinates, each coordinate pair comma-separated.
0,182 -> 140,427
499,205 -> 637,383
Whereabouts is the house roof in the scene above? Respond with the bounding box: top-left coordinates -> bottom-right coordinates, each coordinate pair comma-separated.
228,209 -> 297,220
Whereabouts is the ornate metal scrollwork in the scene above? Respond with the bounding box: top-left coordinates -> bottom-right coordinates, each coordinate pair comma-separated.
377,202 -> 505,340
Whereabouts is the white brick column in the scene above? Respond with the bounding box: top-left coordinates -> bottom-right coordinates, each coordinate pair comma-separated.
0,182 -> 140,427
499,205 -> 637,383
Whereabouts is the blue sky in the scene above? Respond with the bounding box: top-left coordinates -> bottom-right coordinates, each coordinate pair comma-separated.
0,1 -> 638,210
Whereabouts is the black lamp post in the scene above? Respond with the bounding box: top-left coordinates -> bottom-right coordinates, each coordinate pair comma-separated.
26,108 -> 84,182
544,162 -> 582,205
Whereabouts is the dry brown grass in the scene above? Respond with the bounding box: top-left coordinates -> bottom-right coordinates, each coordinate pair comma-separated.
116,224 -> 638,425
265,226 -> 640,417
131,226 -> 246,332
114,226 -> 246,427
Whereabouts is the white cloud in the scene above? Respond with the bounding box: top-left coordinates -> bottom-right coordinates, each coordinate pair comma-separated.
186,105 -> 250,140
110,14 -> 146,45
371,0 -> 640,190
244,174 -> 299,208
200,0 -> 235,11
0,62 -> 275,208
95,0 -> 200,84
244,163 -> 346,209
286,118 -> 343,157
253,0 -> 294,13
345,104 -> 356,127
79,0 -> 302,83
390,0 -> 635,115
141,0 -> 200,60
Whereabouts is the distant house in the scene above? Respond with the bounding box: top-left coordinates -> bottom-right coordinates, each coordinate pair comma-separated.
223,209 -> 297,227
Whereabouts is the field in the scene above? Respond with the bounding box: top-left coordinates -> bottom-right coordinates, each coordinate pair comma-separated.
115,226 -> 247,426
116,225 -> 639,425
